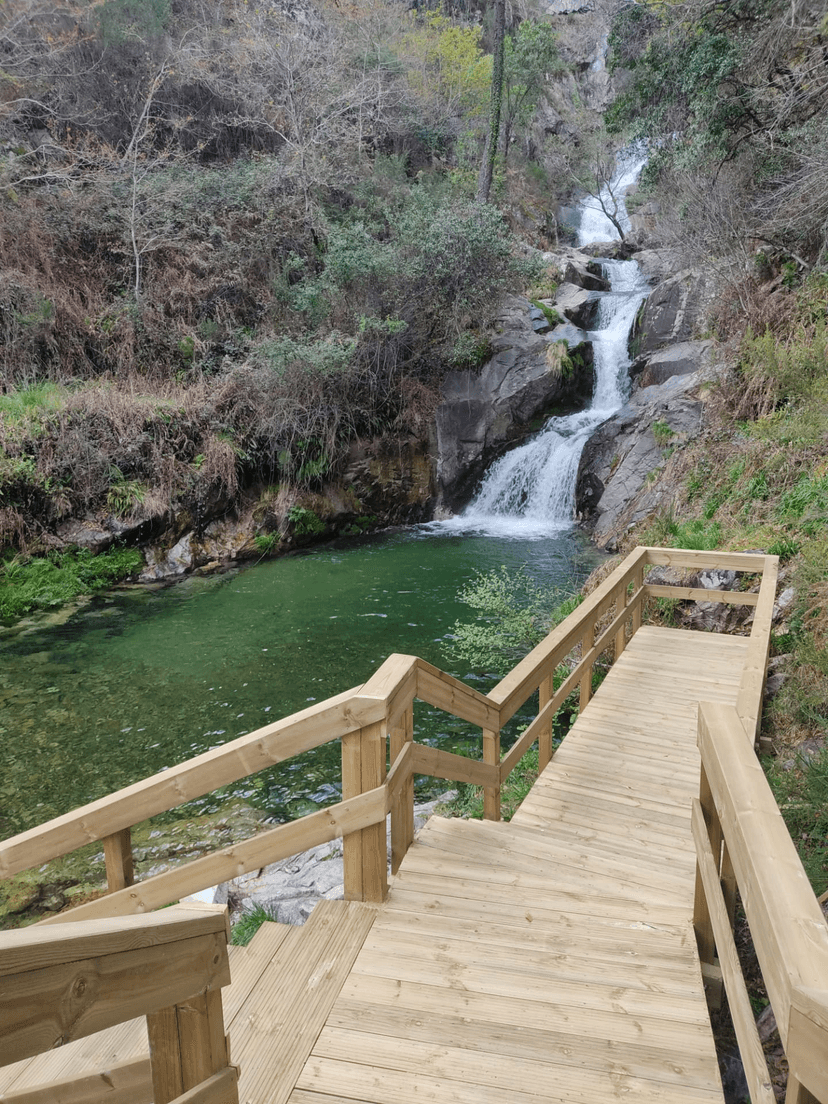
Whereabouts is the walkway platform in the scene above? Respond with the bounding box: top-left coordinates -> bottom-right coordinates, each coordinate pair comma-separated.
0,625 -> 751,1103
292,626 -> 747,1104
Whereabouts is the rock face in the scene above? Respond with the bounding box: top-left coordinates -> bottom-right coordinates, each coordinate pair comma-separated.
631,269 -> 710,360
555,282 -> 599,329
576,367 -> 716,547
435,294 -> 594,511
631,340 -> 713,389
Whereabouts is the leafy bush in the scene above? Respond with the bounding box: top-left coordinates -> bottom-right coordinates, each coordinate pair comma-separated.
449,565 -> 581,675
287,506 -> 325,537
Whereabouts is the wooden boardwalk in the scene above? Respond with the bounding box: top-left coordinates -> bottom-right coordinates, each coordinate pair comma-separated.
291,626 -> 747,1104
1,625 -> 751,1103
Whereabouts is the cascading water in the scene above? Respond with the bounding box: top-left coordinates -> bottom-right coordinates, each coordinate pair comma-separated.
449,152 -> 649,539
578,145 -> 649,246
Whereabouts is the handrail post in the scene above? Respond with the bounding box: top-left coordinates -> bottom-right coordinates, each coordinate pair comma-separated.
614,587 -> 627,659
786,1076 -> 822,1104
482,727 -> 501,821
631,562 -> 644,635
579,623 -> 593,712
538,673 -> 554,772
390,705 -> 414,874
147,988 -> 234,1104
103,827 -> 135,892
342,721 -> 388,903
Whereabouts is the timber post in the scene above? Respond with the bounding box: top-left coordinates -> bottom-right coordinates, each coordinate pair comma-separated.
482,727 -> 501,820
103,826 -> 135,892
538,673 -> 554,772
389,704 -> 414,875
342,720 -> 388,902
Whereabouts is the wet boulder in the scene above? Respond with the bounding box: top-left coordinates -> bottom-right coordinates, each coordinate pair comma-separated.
630,269 -> 710,359
436,296 -> 593,512
554,283 -> 599,329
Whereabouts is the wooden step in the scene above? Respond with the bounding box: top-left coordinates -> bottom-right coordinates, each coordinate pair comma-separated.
0,907 -> 373,1104
232,899 -> 377,1104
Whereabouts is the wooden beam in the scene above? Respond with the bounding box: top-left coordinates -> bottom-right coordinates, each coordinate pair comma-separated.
410,744 -> 498,789
691,799 -> 775,1104
169,1068 -> 239,1104
631,562 -> 644,634
0,905 -> 228,975
342,724 -> 387,904
643,584 -> 759,607
693,764 -> 721,975
38,789 -> 388,924
0,1056 -> 151,1104
537,673 -> 553,772
414,660 -> 500,730
736,556 -> 779,743
358,654 -> 418,733
787,986 -> 828,1104
482,729 -> 501,821
389,706 -> 414,875
103,828 -> 135,893
644,547 -> 768,572
2,932 -> 229,1065
0,689 -> 385,879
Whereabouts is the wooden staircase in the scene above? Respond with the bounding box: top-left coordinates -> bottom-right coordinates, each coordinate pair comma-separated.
0,900 -> 377,1104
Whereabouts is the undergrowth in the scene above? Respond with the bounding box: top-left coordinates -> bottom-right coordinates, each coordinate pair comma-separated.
0,546 -> 143,621
230,903 -> 279,947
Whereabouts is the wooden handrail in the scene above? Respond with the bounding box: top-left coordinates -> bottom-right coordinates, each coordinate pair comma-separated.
0,903 -> 237,1104
39,786 -> 389,925
694,702 -> 828,1104
0,545 -> 779,923
0,688 -> 384,879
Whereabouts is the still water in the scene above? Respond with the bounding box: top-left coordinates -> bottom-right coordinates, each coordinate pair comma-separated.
0,526 -> 600,838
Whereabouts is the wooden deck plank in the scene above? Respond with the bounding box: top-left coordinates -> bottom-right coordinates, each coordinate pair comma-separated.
314,1026 -> 722,1096
232,900 -> 376,1104
295,1054 -> 723,1104
324,1002 -> 719,1086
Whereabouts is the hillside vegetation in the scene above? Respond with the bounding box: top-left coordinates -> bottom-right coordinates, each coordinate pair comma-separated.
0,0 -> 576,567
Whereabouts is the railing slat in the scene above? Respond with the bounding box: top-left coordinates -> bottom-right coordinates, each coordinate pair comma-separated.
691,799 -> 776,1104
410,744 -> 497,789
644,584 -> 760,606
38,788 -> 388,924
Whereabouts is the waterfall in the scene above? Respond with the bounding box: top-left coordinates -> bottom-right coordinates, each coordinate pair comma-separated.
440,153 -> 648,540
578,145 -> 649,246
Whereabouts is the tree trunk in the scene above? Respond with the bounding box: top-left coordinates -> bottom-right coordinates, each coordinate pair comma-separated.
476,0 -> 506,204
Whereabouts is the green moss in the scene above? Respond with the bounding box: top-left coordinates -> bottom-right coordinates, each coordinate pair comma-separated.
0,546 -> 144,622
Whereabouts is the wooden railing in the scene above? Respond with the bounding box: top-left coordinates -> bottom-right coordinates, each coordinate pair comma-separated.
0,903 -> 237,1104
693,702 -> 828,1104
0,546 -> 776,922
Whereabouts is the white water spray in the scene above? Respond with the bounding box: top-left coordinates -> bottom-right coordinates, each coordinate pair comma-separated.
440,152 -> 648,540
